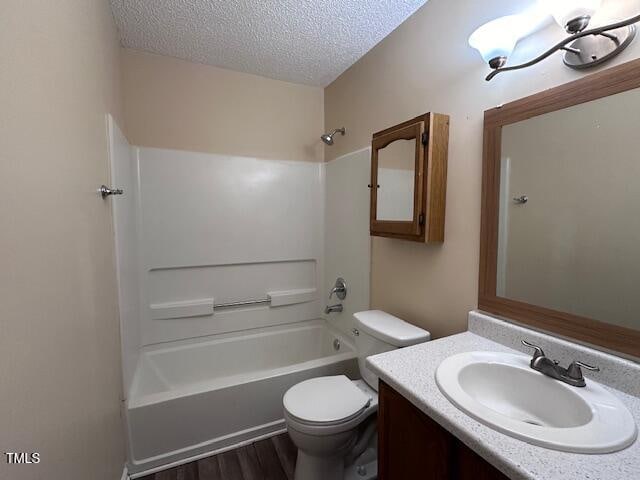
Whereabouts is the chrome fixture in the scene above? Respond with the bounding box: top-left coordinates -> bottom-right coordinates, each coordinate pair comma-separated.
470,1 -> 640,81
333,338 -> 341,351
329,277 -> 347,300
214,296 -> 271,309
325,304 -> 344,314
513,195 -> 528,204
321,127 -> 346,146
521,340 -> 600,387
352,328 -> 360,336
98,185 -> 124,198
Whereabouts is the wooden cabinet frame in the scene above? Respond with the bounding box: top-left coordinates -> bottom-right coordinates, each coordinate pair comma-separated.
370,113 -> 449,243
479,59 -> 640,358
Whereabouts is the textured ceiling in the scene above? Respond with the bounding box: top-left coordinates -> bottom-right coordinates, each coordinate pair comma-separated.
110,0 -> 428,86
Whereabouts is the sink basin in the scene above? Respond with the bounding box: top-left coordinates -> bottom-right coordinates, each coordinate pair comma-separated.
436,351 -> 637,453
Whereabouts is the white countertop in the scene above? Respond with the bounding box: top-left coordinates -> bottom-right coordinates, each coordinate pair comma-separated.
366,325 -> 640,480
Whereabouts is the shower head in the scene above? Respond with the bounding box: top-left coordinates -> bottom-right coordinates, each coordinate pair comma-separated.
321,127 -> 346,146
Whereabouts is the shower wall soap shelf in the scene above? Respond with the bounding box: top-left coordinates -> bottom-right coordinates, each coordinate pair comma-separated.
150,288 -> 317,320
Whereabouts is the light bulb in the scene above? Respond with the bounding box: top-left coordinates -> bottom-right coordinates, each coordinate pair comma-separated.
469,16 -> 523,69
538,0 -> 602,32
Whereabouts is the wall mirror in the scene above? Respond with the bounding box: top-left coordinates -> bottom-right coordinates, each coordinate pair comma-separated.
370,113 -> 450,243
480,59 -> 640,358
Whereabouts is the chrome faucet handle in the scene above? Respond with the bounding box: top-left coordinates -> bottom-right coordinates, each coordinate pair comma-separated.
329,278 -> 347,300
521,340 -> 546,360
567,361 -> 600,381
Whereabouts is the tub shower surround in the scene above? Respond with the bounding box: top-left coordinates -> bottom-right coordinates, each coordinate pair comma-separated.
136,147 -> 326,347
109,146 -> 371,475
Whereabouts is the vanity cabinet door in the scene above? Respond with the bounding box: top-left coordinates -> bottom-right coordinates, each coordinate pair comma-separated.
378,381 -> 453,479
378,381 -> 509,480
456,446 -> 510,480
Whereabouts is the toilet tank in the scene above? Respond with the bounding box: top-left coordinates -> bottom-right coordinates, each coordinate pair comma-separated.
353,310 -> 431,391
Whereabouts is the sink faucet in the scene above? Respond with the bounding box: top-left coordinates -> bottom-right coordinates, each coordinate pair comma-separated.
521,340 -> 599,387
325,304 -> 343,314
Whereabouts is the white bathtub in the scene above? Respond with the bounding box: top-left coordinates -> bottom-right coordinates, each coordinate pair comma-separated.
126,319 -> 358,475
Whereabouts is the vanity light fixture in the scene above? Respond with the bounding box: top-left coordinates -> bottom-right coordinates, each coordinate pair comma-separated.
468,15 -> 524,69
470,0 -> 640,81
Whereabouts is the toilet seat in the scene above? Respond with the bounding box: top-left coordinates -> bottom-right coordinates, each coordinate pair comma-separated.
284,377 -> 377,436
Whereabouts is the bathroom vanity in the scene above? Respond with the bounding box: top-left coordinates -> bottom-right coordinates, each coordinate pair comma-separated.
370,311 -> 640,480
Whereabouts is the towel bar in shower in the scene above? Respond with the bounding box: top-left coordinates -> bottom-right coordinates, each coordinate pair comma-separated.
213,297 -> 271,309
150,297 -> 270,320
214,288 -> 317,309
150,288 -> 318,320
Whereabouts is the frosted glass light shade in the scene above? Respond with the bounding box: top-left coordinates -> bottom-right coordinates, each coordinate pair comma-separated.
539,0 -> 602,29
469,16 -> 522,65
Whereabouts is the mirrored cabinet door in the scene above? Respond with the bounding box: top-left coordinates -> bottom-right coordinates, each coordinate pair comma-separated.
377,136 -> 418,223
370,113 -> 449,243
371,121 -> 424,237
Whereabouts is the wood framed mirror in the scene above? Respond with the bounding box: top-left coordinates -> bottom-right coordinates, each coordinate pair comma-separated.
479,59 -> 640,358
370,112 -> 449,243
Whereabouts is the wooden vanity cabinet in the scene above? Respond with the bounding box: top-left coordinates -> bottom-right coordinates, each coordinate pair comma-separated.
378,381 -> 509,480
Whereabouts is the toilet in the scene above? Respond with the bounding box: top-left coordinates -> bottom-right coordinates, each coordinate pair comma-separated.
283,310 -> 431,480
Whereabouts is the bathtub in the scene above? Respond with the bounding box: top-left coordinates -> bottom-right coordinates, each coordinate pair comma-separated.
126,319 -> 358,476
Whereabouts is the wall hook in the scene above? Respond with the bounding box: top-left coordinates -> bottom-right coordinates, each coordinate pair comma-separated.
98,185 -> 124,198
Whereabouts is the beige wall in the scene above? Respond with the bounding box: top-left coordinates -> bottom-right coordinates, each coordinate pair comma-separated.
0,1 -> 125,479
122,49 -> 324,162
325,0 -> 640,338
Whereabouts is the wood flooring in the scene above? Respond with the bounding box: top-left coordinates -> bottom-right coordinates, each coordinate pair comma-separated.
138,434 -> 298,480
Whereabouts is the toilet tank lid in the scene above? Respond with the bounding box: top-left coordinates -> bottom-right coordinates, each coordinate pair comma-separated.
354,310 -> 431,347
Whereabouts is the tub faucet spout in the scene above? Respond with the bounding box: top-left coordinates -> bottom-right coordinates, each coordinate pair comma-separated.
325,304 -> 343,314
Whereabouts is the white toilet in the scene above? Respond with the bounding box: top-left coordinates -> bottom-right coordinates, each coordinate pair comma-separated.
283,310 -> 431,480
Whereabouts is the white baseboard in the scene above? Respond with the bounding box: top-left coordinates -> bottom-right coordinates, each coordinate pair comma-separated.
120,466 -> 129,480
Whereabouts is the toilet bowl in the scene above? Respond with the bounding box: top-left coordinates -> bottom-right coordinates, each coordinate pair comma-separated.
283,310 -> 430,480
284,377 -> 377,480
